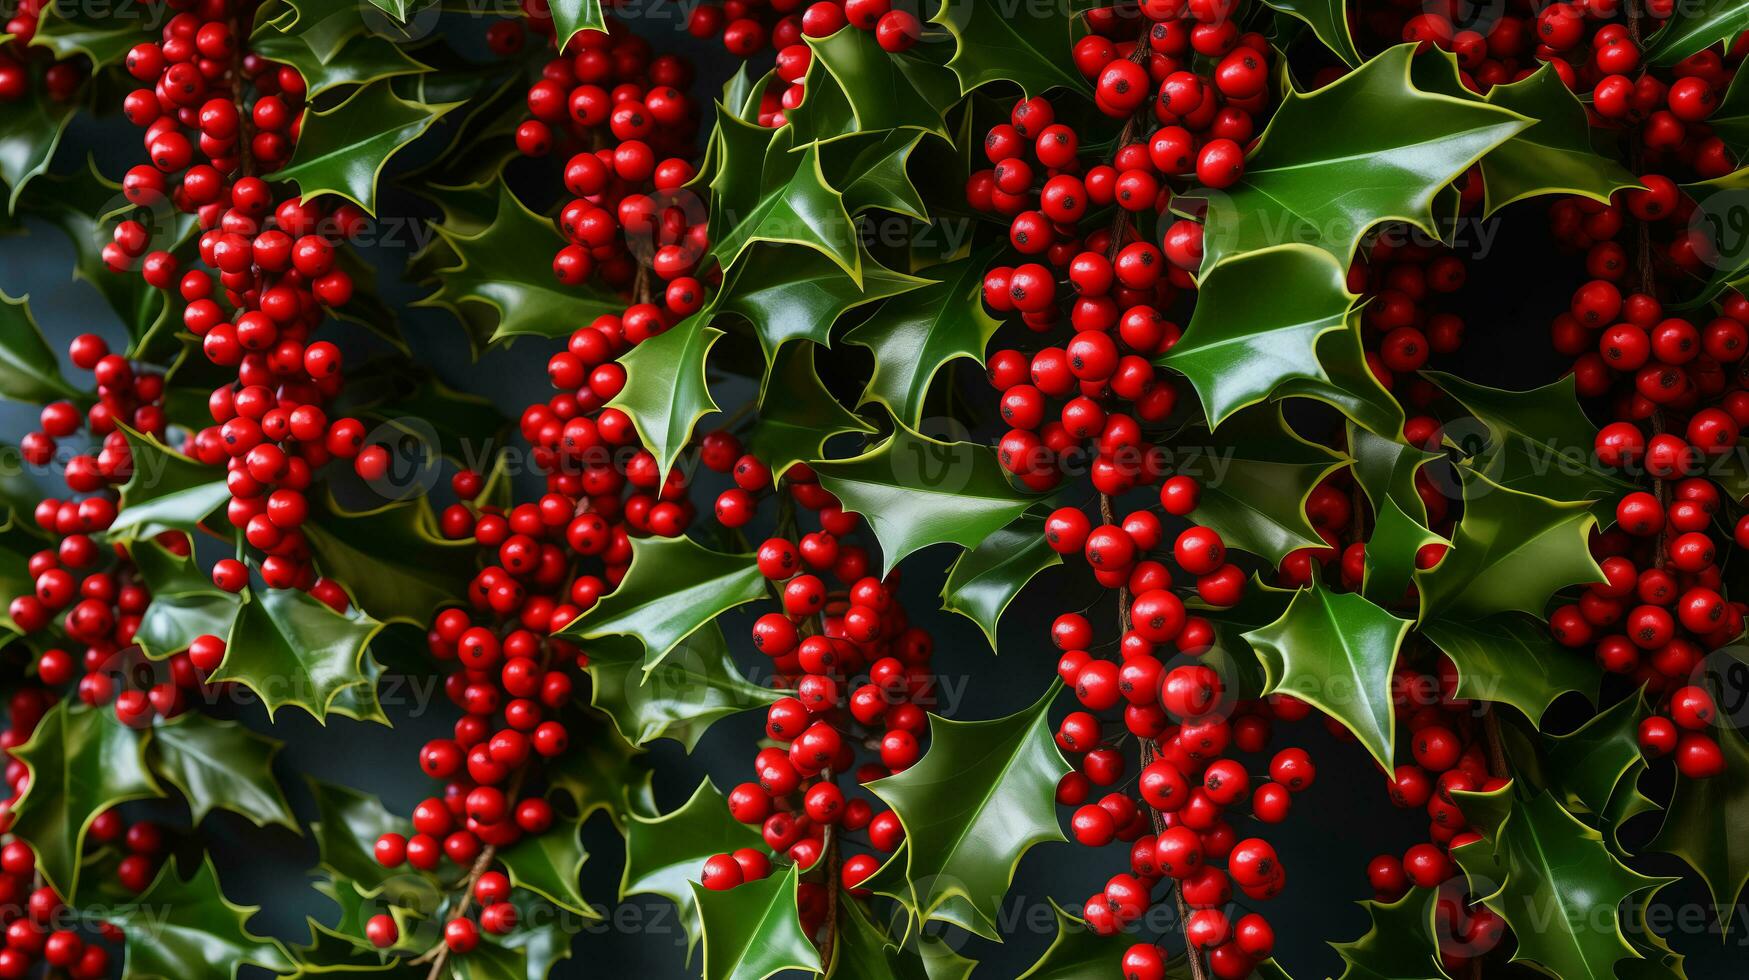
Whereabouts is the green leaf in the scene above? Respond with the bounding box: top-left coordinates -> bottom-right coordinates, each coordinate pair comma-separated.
1710,68 -> 1749,155
709,133 -> 860,284
825,129 -> 931,220
842,251 -> 1001,428
560,534 -> 766,670
250,0 -> 432,98
716,244 -> 928,364
1649,719 -> 1749,934
1415,469 -> 1603,622
268,80 -> 457,216
499,807 -> 594,917
1479,66 -> 1641,215
868,682 -> 1070,938
1260,0 -> 1362,67
1424,370 -> 1630,510
1456,793 -> 1670,979
1543,691 -> 1648,820
813,418 -> 1040,575
30,0 -> 142,67
308,779 -> 442,908
1163,245 -> 1372,429
1673,166 -> 1749,309
11,702 -> 165,903
932,0 -> 1087,99
0,76 -> 74,211
584,623 -> 777,752
209,587 -> 386,722
605,314 -> 724,481
1244,583 -> 1412,770
691,863 -> 819,980
1644,0 -> 1749,65
302,492 -> 477,624
831,893 -> 930,980
17,160 -> 196,358
347,359 -> 510,464
1015,901 -> 1138,980
1331,887 -> 1449,980
148,713 -> 297,831
1348,423 -> 1444,606
547,0 -> 606,55
621,779 -> 766,956
108,426 -> 228,541
1186,406 -> 1350,565
544,719 -> 655,829
1420,614 -> 1600,726
1184,44 -> 1527,272
747,341 -> 875,478
415,179 -> 624,343
940,510 -> 1062,652
107,857 -> 296,980
788,28 -> 955,146
0,291 -> 81,403
132,540 -> 244,659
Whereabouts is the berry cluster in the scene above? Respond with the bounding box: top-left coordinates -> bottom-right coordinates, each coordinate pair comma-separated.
701,451 -> 935,920
685,0 -> 925,114
0,0 -> 85,103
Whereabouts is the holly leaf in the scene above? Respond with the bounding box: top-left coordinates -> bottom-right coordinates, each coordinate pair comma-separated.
544,718 -> 655,828
606,314 -> 724,481
691,863 -> 819,980
0,75 -> 74,212
1543,691 -> 1648,820
1479,66 -> 1641,215
309,779 -> 442,908
548,0 -> 606,54
1420,614 -> 1599,725
824,129 -> 930,220
17,160 -> 197,359
415,179 -> 623,343
131,540 -> 244,658
1424,371 -> 1630,511
830,892 -> 932,980
11,702 -> 166,903
106,857 -> 296,980
1711,68 -> 1749,155
1016,901 -> 1139,979
747,341 -> 875,478
868,682 -> 1070,938
29,0 -> 143,67
108,426 -> 228,540
621,779 -> 766,956
268,80 -> 457,215
1457,793 -> 1671,979
1416,469 -> 1603,622
1244,583 -> 1412,770
584,623 -> 776,753
1162,245 -> 1394,434
147,713 -> 297,831
1348,423 -> 1445,606
1330,887 -> 1449,980
709,132 -> 860,284
932,0 -> 1087,99
208,587 -> 386,722
498,807 -> 595,917
1260,0 -> 1362,67
0,291 -> 82,403
1644,0 -> 1749,65
841,251 -> 1000,429
813,418 -> 1040,575
560,534 -> 766,671
1183,44 -> 1527,272
788,28 -> 956,146
1182,406 -> 1350,566
251,0 -> 432,98
940,509 -> 1062,652
716,244 -> 928,364
1649,720 -> 1749,934
302,492 -> 477,624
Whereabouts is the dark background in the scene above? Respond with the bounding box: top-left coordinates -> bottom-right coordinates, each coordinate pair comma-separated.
2,12 -> 1746,978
